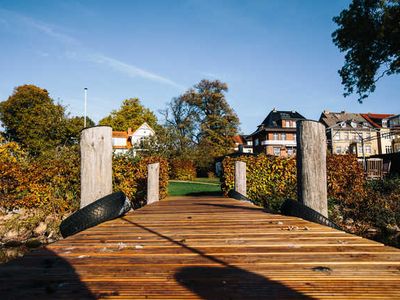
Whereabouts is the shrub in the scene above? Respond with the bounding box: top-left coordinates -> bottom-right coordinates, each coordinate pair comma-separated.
0,137 -> 169,212
0,143 -> 80,212
221,154 -> 365,211
326,154 -> 366,204
113,155 -> 169,208
169,159 -> 196,180
221,155 -> 296,210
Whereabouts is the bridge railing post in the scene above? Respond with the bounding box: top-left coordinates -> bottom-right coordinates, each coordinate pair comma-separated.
296,120 -> 328,217
234,161 -> 247,197
147,162 -> 160,204
80,126 -> 113,208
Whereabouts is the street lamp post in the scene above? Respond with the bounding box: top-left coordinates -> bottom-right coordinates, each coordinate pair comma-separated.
84,88 -> 88,128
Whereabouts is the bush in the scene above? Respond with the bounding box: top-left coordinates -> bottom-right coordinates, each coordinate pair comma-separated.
0,137 -> 169,212
113,155 -> 169,208
221,155 -> 296,210
169,159 -> 196,180
326,154 -> 366,204
221,154 -> 365,211
0,142 -> 80,212
331,176 -> 400,235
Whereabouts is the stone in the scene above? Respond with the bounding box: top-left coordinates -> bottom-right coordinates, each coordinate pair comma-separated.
34,222 -> 47,236
4,230 -> 19,240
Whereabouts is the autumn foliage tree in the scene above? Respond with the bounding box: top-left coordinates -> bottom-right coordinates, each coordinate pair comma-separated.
332,0 -> 400,102
181,80 -> 240,159
155,80 -> 239,172
99,98 -> 158,131
0,85 -> 69,155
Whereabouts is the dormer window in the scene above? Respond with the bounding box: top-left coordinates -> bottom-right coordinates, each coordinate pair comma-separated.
350,121 -> 357,128
382,119 -> 388,128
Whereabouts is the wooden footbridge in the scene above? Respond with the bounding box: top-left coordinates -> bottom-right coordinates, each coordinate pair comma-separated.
1,195 -> 400,299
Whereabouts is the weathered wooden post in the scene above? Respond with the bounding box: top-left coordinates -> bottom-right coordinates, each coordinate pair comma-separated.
80,126 -> 113,208
147,162 -> 160,204
296,120 -> 328,217
234,161 -> 247,197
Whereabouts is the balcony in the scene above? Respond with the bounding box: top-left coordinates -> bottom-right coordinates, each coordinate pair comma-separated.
261,140 -> 296,146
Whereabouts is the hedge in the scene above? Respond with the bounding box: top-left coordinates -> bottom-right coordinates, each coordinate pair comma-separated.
113,155 -> 169,208
221,154 -> 365,210
169,159 -> 196,180
0,138 -> 169,211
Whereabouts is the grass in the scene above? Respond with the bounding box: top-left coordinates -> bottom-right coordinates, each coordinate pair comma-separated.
168,179 -> 222,196
193,177 -> 220,184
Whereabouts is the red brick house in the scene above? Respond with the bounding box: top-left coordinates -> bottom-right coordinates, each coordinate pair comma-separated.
250,109 -> 305,156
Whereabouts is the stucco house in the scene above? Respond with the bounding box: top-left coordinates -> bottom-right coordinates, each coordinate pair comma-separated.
319,111 -> 378,157
360,113 -> 395,154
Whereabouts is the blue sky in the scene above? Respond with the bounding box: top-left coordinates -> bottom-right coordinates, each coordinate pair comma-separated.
0,0 -> 399,134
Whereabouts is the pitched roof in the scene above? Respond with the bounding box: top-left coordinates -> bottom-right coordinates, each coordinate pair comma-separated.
232,135 -> 245,144
112,131 -> 128,138
130,122 -> 155,136
319,111 -> 367,128
360,113 -> 394,128
260,110 -> 305,128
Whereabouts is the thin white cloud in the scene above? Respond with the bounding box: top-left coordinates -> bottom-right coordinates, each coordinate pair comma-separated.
23,17 -> 79,46
88,54 -> 184,89
0,8 -> 183,90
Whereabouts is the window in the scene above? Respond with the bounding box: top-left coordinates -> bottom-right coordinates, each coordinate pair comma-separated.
334,132 -> 340,140
281,133 -> 286,140
254,139 -> 259,146
365,145 -> 371,154
386,145 -> 392,153
273,147 -> 280,156
358,146 -> 363,154
273,133 -> 278,140
335,146 -> 341,154
344,132 -> 349,140
287,147 -> 293,156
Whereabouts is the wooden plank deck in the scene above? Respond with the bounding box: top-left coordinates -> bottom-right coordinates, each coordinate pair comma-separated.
1,195 -> 400,299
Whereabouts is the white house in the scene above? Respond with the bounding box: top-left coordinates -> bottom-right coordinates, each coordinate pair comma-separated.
112,122 -> 155,155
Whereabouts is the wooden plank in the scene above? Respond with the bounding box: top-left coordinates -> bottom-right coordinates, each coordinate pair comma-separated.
1,195 -> 400,299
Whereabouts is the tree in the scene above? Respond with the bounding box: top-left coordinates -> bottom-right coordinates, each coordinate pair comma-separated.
0,85 -> 67,155
99,98 -> 158,131
159,97 -> 198,157
332,0 -> 400,102
181,79 -> 240,159
63,116 -> 95,145
156,80 -> 239,171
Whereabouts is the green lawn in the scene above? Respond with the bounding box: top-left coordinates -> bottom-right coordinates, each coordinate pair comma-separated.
168,179 -> 222,196
192,177 -> 220,184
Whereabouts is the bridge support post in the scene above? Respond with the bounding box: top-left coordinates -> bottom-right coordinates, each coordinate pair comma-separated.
147,162 -> 160,204
296,120 -> 328,217
234,161 -> 247,197
80,126 -> 113,208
